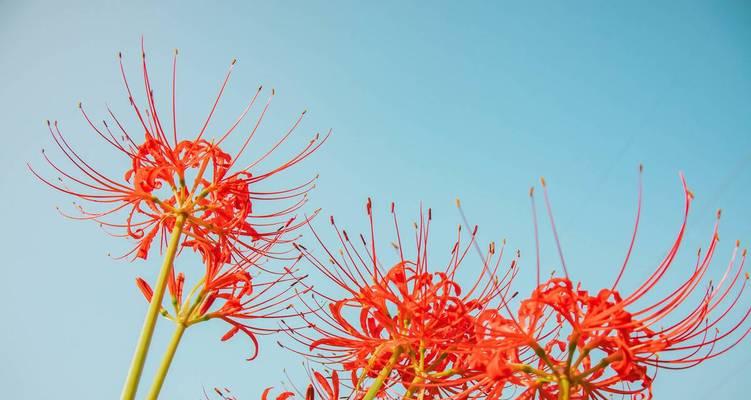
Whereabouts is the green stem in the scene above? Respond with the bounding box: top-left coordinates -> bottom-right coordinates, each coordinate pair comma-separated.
362,347 -> 403,400
509,363 -> 554,379
121,214 -> 187,400
558,377 -> 570,400
146,322 -> 186,399
565,332 -> 579,371
402,376 -> 423,400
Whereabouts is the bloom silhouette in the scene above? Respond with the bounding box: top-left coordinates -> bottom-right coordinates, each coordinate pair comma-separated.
289,200 -> 518,400
30,43 -> 326,262
469,171 -> 751,400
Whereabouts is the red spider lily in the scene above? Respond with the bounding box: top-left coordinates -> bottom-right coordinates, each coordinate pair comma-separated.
29,42 -> 326,262
135,242 -> 310,360
468,171 -> 751,400
287,200 -> 519,400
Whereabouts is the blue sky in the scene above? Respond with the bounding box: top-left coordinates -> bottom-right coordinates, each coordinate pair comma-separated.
1,1 -> 750,399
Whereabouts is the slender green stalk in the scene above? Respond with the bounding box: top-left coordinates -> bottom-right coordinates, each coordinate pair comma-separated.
362,347 -> 403,400
146,322 -> 187,399
558,377 -> 571,400
402,376 -> 423,400
121,214 -> 187,400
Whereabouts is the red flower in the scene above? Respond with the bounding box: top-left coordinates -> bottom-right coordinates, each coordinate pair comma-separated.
470,171 -> 751,400
30,42 -> 326,262
289,200 -> 518,399
136,241 -> 310,360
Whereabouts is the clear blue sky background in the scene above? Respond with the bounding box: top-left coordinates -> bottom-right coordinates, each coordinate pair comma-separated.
1,1 -> 750,399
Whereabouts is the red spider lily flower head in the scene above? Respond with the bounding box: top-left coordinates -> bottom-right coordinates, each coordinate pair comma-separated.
287,199 -> 519,399
470,169 -> 751,400
136,242 -> 311,360
29,41 -> 327,262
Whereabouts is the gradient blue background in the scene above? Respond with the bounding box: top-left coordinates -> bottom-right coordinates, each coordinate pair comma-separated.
1,1 -> 750,399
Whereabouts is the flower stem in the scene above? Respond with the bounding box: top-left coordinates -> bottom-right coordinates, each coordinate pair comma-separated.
146,322 -> 187,399
362,347 -> 403,400
558,376 -> 571,400
402,376 -> 423,399
121,214 -> 187,400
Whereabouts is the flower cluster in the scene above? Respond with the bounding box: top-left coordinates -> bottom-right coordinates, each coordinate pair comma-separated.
33,43 -> 750,400
464,174 -> 751,400
31,44 -> 325,263
252,173 -> 750,400
287,200 -> 518,399
32,42 -> 327,399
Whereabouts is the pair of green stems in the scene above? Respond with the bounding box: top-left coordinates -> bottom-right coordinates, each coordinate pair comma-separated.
120,215 -> 198,399
518,336 -> 620,400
